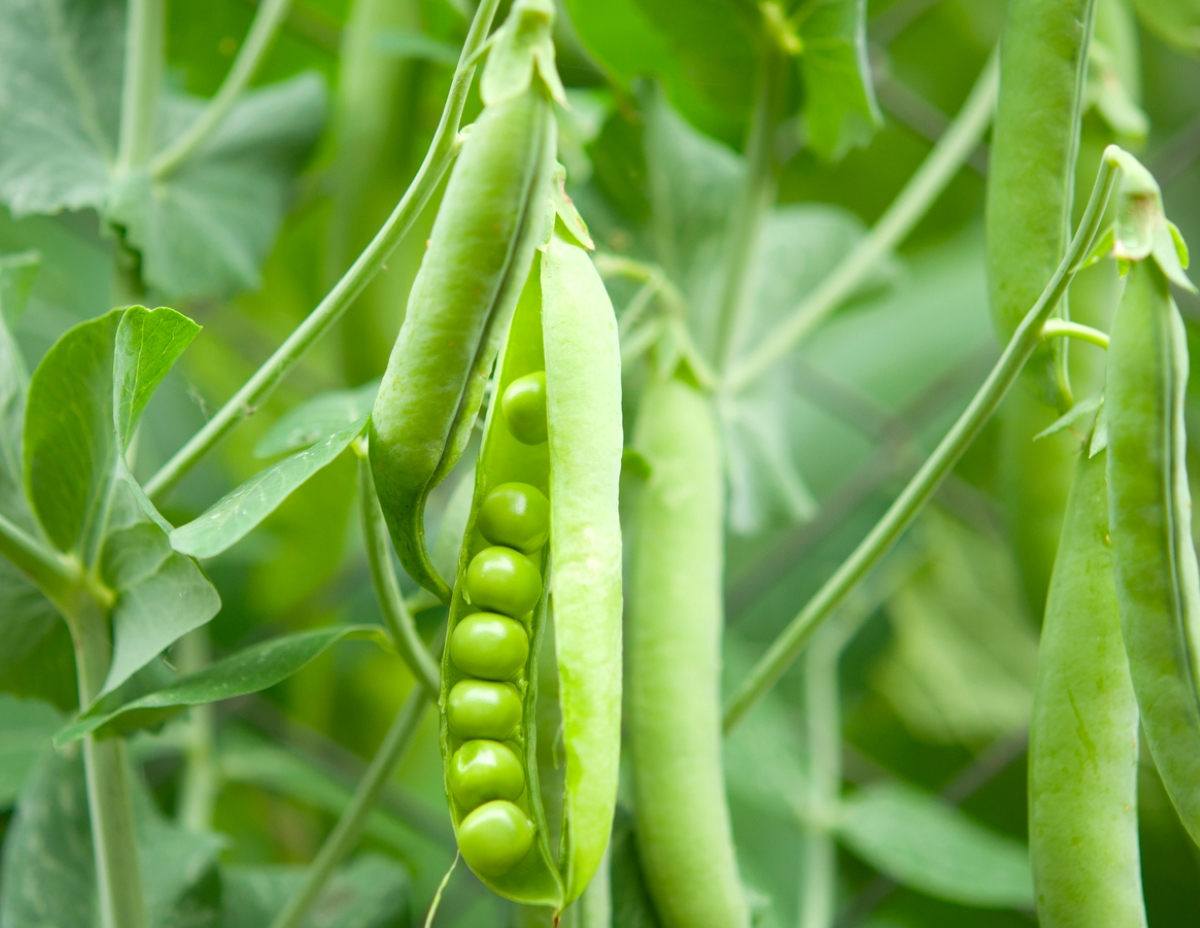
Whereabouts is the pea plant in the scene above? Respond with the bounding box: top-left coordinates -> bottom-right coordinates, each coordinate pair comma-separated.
2,0 -> 1200,927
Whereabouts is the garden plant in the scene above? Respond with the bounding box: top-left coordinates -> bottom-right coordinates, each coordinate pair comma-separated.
2,0 -> 1200,926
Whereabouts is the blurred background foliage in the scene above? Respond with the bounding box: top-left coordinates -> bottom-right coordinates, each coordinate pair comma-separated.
2,0 -> 1200,925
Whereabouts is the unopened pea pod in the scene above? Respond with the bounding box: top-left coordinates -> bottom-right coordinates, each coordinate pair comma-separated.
369,0 -> 560,603
1106,257 -> 1200,847
1029,447 -> 1146,927
628,377 -> 749,928
439,221 -> 622,910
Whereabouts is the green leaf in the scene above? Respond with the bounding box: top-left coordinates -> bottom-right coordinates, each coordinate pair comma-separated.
1032,394 -> 1103,441
563,0 -> 758,144
0,694 -> 62,806
114,306 -> 201,452
373,28 -> 461,65
221,856 -> 411,928
836,781 -> 1035,908
170,417 -> 367,559
0,746 -> 225,928
0,249 -> 39,326
108,75 -> 328,300
254,380 -> 379,458
0,559 -> 76,710
798,0 -> 882,161
0,251 -> 38,527
56,625 -> 391,744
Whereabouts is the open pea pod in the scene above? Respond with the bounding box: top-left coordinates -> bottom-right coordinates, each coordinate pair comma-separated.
1107,257 -> 1200,847
438,222 -> 622,909
369,0 -> 563,603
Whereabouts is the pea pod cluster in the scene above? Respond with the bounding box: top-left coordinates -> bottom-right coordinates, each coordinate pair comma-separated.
1106,256 -> 1200,847
439,222 -> 623,909
1028,447 -> 1146,927
369,0 -> 563,603
627,377 -> 749,928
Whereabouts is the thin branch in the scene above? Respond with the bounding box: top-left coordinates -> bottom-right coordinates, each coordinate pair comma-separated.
145,0 -> 505,501
1041,319 -> 1110,350
115,0 -> 164,174
725,50 -> 1000,394
0,512 -> 77,600
151,0 -> 294,179
722,151 -> 1121,732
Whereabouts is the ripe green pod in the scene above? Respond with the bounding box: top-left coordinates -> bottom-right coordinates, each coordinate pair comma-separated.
465,546 -> 543,617
628,376 -> 748,928
502,371 -> 549,444
450,613 -> 530,680
458,800 -> 536,878
449,740 -> 526,809
368,0 -> 561,603
447,680 -> 524,739
478,482 -> 551,553
1107,258 -> 1200,847
439,220 -> 622,910
1029,447 -> 1146,927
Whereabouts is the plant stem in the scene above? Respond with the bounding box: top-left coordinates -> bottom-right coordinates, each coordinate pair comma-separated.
798,630 -> 841,928
151,0 -> 293,178
0,512 -> 77,601
1041,319 -> 1110,349
144,0 -> 505,502
268,685 -> 429,928
116,0 -> 164,174
175,627 -> 219,832
722,148 -> 1122,732
71,597 -> 149,928
356,449 -> 441,695
712,46 -> 784,371
724,49 -> 1000,394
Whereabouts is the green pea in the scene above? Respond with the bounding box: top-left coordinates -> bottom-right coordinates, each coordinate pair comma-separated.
465,546 -> 542,617
502,371 -> 548,445
478,482 -> 550,553
450,613 -> 530,681
446,680 -> 523,740
449,739 -> 526,810
457,800 -> 535,878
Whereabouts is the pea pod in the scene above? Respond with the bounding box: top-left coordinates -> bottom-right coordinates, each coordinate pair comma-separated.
1107,257 -> 1200,846
987,0 -> 1098,614
439,223 -> 623,908
369,0 -> 561,603
1028,447 -> 1146,927
628,377 -> 749,928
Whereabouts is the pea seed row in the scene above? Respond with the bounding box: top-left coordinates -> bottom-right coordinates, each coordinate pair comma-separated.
446,373 -> 552,879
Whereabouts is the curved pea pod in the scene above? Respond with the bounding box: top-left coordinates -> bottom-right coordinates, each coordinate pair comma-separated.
439,223 -> 623,909
1029,447 -> 1146,927
369,0 -> 560,603
627,377 -> 749,928
1106,257 -> 1200,846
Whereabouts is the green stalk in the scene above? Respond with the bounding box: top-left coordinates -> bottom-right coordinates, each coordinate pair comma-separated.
798,629 -> 841,928
722,149 -> 1122,732
175,627 -> 219,832
144,0 -> 505,501
115,0 -> 164,174
268,685 -> 429,928
0,512 -> 77,602
71,598 -> 149,928
724,50 -> 999,394
712,46 -> 784,370
356,449 -> 441,695
151,0 -> 294,178
1041,319 -> 1110,350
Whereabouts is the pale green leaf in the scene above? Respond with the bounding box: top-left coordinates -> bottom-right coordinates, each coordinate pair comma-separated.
799,0 -> 881,161
373,28 -> 461,64
837,781 -> 1034,908
1032,394 -> 1103,441
170,417 -> 367,559
254,380 -> 378,458
0,694 -> 62,806
0,559 -> 75,710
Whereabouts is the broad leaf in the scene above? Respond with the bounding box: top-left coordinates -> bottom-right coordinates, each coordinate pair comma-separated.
0,251 -> 39,527
0,559 -> 76,709
0,0 -> 326,301
837,781 -> 1034,908
0,694 -> 62,806
56,625 -> 391,744
798,0 -> 881,161
170,417 -> 368,559
0,747 -> 224,928
254,380 -> 379,458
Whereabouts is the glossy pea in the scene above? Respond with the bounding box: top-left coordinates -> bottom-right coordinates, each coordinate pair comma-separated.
465,546 -> 542,617
501,371 -> 548,444
478,482 -> 550,553
1029,449 -> 1146,927
449,740 -> 526,809
457,800 -> 535,877
447,680 -> 523,740
1107,258 -> 1200,847
450,612 -> 530,680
